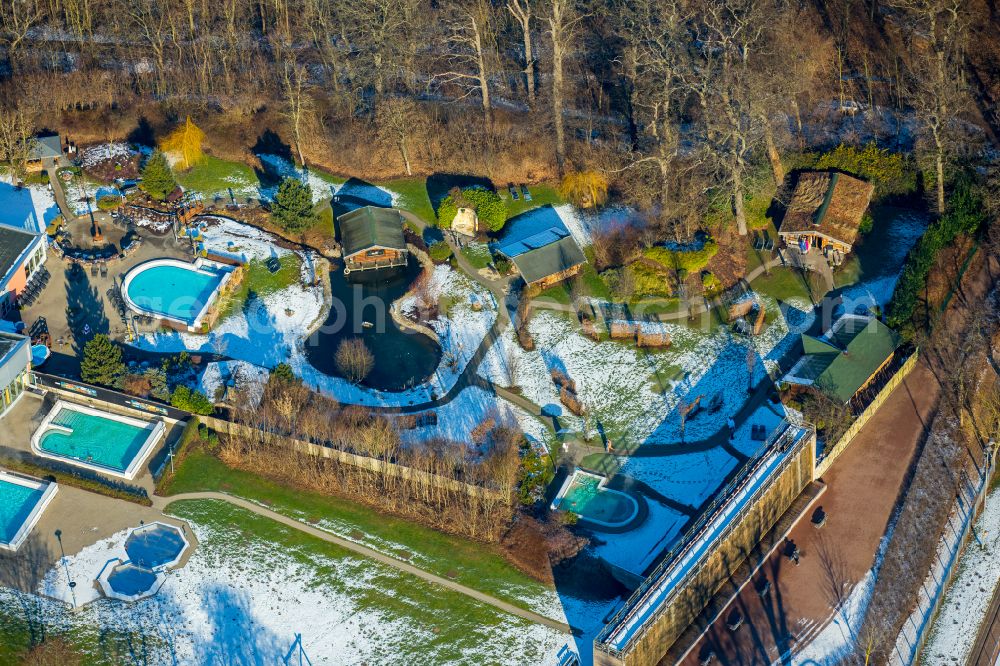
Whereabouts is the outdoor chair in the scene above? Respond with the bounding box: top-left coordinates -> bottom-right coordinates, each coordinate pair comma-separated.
101,264 -> 108,278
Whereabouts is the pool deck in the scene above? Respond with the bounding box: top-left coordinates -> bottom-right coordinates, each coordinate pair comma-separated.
0,393 -> 186,495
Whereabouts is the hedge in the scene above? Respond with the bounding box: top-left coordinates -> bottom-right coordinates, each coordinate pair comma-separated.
438,186 -> 507,232
887,175 -> 986,332
643,238 -> 719,273
0,448 -> 152,506
428,241 -> 453,262
786,143 -> 917,200
628,261 -> 673,298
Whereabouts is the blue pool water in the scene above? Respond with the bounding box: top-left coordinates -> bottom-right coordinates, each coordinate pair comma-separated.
0,479 -> 44,545
126,524 -> 187,568
126,263 -> 225,323
39,407 -> 151,472
107,564 -> 158,597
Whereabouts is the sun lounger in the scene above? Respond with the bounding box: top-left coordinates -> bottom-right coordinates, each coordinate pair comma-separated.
90,264 -> 98,277
508,184 -> 519,200
753,231 -> 763,250
763,230 -> 774,251
520,184 -> 532,201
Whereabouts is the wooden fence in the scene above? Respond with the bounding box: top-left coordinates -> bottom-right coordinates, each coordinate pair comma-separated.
814,349 -> 920,478
200,415 -> 506,501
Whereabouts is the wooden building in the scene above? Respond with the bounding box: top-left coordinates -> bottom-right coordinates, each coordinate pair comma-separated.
495,224 -> 586,290
337,206 -> 408,274
778,171 -> 875,259
783,314 -> 901,404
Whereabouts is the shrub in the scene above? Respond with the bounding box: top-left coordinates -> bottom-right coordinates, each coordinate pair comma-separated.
160,116 -> 205,170
438,186 -> 507,232
24,171 -> 49,185
271,362 -> 298,384
170,386 -> 215,415
517,446 -> 553,506
811,143 -> 917,199
628,262 -> 672,298
80,334 -> 125,386
859,212 -> 874,235
97,195 -> 122,211
643,238 -> 719,273
271,177 -> 316,232
428,241 -> 453,262
493,256 -> 512,274
701,271 -> 722,296
559,170 -> 609,208
139,150 -> 177,201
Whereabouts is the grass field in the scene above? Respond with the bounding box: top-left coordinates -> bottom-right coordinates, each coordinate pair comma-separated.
161,499 -> 560,664
175,155 -> 259,197
160,450 -> 555,614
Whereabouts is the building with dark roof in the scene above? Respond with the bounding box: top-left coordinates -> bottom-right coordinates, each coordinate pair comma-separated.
337,206 -> 408,273
783,314 -> 901,403
495,224 -> 586,289
778,171 -> 875,258
27,134 -> 63,165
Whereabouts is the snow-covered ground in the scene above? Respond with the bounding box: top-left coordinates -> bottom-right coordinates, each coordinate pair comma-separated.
590,498 -> 688,577
922,489 -> 1000,664
0,175 -> 59,232
17,503 -> 567,665
785,570 -> 875,665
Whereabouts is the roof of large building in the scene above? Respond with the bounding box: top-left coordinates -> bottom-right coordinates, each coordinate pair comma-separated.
778,171 -> 875,249
0,224 -> 39,280
785,315 -> 901,403
337,206 -> 406,258
29,135 -> 62,161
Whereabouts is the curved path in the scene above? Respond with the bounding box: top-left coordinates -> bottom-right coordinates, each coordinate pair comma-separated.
152,491 -> 573,634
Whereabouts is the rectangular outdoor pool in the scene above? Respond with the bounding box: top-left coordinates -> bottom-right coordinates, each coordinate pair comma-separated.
31,401 -> 166,480
0,471 -> 58,552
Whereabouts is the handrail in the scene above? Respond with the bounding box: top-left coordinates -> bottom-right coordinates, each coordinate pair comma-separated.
595,421 -> 811,655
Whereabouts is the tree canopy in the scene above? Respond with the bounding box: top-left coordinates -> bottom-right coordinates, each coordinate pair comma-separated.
271,177 -> 316,232
438,187 -> 507,232
139,150 -> 177,201
160,116 -> 206,170
80,334 -> 125,386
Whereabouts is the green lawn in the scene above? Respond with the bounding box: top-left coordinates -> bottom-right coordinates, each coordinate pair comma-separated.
460,242 -> 493,270
217,254 -> 302,321
505,184 -> 564,218
381,176 -> 437,224
749,266 -> 815,304
175,155 -> 259,197
160,450 -> 554,612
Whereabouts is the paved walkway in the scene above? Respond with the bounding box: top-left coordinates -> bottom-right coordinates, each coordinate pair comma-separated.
152,491 -> 573,634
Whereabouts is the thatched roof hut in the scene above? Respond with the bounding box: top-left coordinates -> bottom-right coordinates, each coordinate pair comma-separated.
778,171 -> 875,253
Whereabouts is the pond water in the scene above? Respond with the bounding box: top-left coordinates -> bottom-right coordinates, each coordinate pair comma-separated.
304,256 -> 442,392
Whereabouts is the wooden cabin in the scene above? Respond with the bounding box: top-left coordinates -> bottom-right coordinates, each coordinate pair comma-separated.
495,224 -> 587,290
337,206 -> 408,274
778,171 -> 875,261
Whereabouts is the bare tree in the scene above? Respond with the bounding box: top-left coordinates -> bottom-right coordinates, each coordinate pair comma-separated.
375,98 -> 423,176
0,103 -> 36,182
507,0 -> 536,105
892,0 -> 969,215
547,0 -> 587,173
335,338 -> 375,383
435,0 -> 498,124
281,57 -> 315,167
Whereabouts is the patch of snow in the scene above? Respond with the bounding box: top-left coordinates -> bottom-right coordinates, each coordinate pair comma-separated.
198,360 -> 269,405
921,489 -> 1000,664
0,175 -> 59,232
785,570 -> 875,665
619,447 -> 741,510
256,153 -> 340,204
80,142 -> 135,169
591,499 -> 688,577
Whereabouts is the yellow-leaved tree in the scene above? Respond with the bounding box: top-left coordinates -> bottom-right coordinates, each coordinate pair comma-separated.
160,116 -> 206,170
558,170 -> 609,209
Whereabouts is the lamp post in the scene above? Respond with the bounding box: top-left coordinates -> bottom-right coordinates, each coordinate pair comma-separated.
54,529 -> 77,608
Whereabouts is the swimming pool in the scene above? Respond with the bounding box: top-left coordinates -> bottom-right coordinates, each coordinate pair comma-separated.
98,562 -> 166,602
0,471 -> 58,552
551,470 -> 640,529
121,258 -> 233,330
125,522 -> 189,569
31,401 -> 165,480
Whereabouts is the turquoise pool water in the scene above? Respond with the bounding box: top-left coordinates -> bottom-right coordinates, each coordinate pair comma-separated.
559,475 -> 636,525
0,479 -> 45,545
39,408 -> 151,472
126,263 -> 224,323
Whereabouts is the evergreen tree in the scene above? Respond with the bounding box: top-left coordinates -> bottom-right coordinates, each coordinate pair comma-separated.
80,334 -> 126,386
271,177 -> 315,232
140,150 -> 177,201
